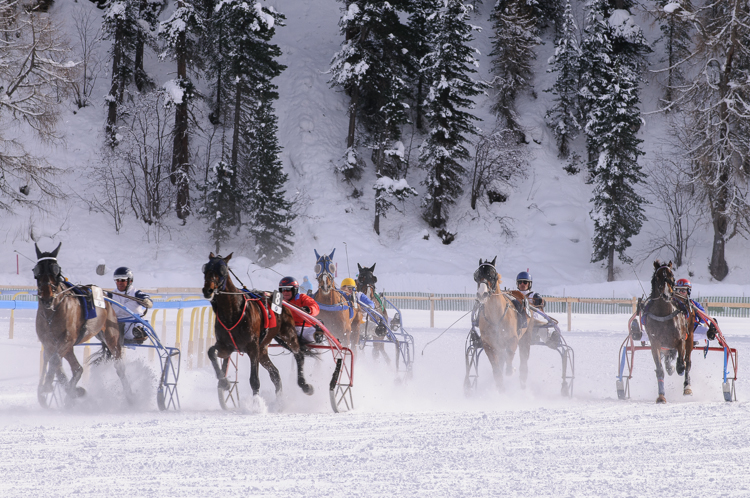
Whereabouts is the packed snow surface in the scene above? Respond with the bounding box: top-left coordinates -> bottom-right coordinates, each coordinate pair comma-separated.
1,310 -> 749,497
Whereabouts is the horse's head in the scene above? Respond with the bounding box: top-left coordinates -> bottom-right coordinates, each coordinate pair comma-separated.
202,252 -> 232,299
651,260 -> 675,300
314,249 -> 337,293
33,243 -> 62,307
474,257 -> 499,303
356,263 -> 377,294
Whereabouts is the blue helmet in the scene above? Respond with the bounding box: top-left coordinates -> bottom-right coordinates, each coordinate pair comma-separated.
516,271 -> 532,290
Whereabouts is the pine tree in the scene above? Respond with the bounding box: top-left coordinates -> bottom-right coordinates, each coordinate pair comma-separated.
419,0 -> 485,229
489,0 -> 541,138
199,160 -> 242,254
243,96 -> 296,265
404,0 -> 438,130
160,0 -> 205,221
579,0 -> 649,282
103,0 -> 139,144
134,0 -> 166,91
545,0 -> 580,159
329,1 -> 412,176
652,0 -> 693,110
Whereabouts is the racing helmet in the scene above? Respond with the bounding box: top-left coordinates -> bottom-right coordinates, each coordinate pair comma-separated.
341,277 -> 357,289
516,271 -> 532,290
675,278 -> 692,297
279,276 -> 299,298
113,267 -> 133,288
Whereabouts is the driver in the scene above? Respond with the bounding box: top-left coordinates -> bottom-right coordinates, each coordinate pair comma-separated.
108,267 -> 153,344
675,278 -> 718,342
279,276 -> 322,344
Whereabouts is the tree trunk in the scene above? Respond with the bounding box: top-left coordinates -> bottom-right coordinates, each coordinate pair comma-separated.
347,86 -> 359,148
607,245 -> 615,282
416,75 -> 424,130
171,28 -> 190,220
106,22 -> 124,144
709,181 -> 730,280
374,212 -> 380,235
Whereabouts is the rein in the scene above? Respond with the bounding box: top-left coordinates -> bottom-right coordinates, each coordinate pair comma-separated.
215,293 -> 250,354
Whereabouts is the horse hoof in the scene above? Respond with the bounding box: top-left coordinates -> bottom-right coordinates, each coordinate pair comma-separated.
75,386 -> 86,397
218,378 -> 230,390
301,384 -> 314,396
684,388 -> 693,396
665,364 -> 674,376
656,395 -> 667,404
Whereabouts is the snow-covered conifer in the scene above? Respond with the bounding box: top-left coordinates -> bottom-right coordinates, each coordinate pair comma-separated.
489,0 -> 541,138
160,0 -> 205,221
419,0 -> 485,229
200,160 -> 242,254
545,0 -> 581,159
579,0 -> 649,281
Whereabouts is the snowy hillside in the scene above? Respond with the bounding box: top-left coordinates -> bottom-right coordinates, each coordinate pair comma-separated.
0,0 -> 749,296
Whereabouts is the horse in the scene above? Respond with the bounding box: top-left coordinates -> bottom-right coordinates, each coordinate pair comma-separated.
312,249 -> 357,348
202,253 -> 314,400
642,260 -> 693,403
356,262 -> 391,364
472,257 -> 530,390
33,243 -> 132,407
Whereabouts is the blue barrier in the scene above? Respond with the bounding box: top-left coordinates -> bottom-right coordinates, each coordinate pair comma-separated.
0,299 -> 210,310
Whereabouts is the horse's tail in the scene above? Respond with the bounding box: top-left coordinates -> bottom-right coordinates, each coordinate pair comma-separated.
86,343 -> 113,366
273,336 -> 321,358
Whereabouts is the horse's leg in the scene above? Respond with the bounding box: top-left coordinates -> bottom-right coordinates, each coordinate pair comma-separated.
683,340 -> 693,396
247,341 -> 261,397
517,331 -> 531,390
62,349 -> 86,398
208,344 -> 231,389
258,349 -> 282,395
505,332 -> 518,377
483,344 -> 504,391
650,345 -> 667,403
294,352 -> 314,395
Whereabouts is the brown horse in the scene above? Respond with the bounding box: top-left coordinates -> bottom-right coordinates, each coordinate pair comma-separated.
356,262 -> 390,364
642,260 -> 693,403
202,253 -> 314,400
312,249 -> 357,348
473,257 -> 530,390
33,243 -> 131,407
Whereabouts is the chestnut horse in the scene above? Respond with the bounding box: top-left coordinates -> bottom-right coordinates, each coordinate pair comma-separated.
473,257 -> 530,390
202,253 -> 314,399
33,243 -> 131,407
356,262 -> 390,364
312,249 -> 357,348
642,260 -> 693,403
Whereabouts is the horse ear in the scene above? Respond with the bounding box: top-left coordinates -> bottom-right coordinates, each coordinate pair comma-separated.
653,260 -> 660,269
225,252 -> 233,262
371,263 -> 376,271
668,261 -> 673,268
357,263 -> 362,271
329,248 -> 336,259
51,242 -> 61,258
314,249 -> 320,259
478,258 -> 483,266
491,256 -> 497,266
35,243 -> 42,259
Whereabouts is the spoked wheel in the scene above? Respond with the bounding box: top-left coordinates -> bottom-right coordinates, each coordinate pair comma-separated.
218,353 -> 241,411
329,357 -> 354,413
38,358 -> 68,409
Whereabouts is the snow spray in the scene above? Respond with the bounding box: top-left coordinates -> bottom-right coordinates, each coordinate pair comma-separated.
421,310 -> 472,355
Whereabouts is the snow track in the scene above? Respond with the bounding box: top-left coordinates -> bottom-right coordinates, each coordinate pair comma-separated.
1,313 -> 749,496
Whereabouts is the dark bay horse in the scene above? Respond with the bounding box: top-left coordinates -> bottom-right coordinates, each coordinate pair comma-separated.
34,243 -> 131,407
642,260 -> 693,403
473,257 -> 530,390
313,249 -> 357,348
356,262 -> 390,364
202,253 -> 314,400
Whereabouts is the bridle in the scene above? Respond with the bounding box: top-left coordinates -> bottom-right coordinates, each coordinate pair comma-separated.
654,265 -> 675,301
202,257 -> 229,299
474,263 -> 499,294
34,257 -> 68,311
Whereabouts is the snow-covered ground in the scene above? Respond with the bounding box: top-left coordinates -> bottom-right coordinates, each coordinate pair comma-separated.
1,310 -> 749,497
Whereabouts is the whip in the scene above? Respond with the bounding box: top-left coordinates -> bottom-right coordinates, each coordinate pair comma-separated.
420,309 -> 472,355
